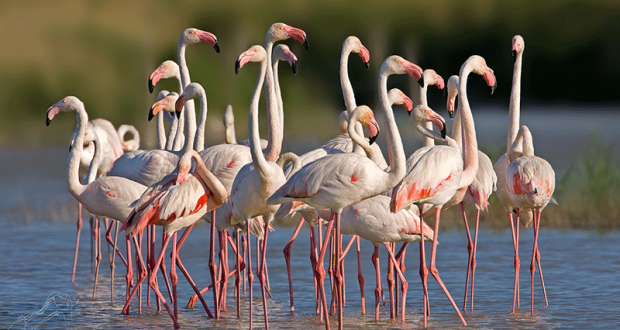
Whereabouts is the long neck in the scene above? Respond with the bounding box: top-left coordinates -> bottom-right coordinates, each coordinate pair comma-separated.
457,62 -> 479,189
177,40 -> 197,151
67,106 -> 88,198
273,60 -> 284,140
507,50 -> 523,154
378,72 -> 407,189
165,114 -> 179,150
173,72 -> 185,150
348,115 -> 385,167
249,58 -> 271,179
509,125 -> 534,161
418,82 -> 434,147
262,40 -> 281,162
451,102 -> 463,147
226,122 -> 237,144
156,111 -> 166,149
192,151 -> 228,206
340,46 -> 364,153
193,89 -> 208,152
86,134 -> 102,183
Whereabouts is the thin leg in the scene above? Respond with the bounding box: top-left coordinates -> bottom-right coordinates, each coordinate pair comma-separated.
242,234 -> 247,295
72,202 -> 83,285
510,210 -> 520,313
419,210 -> 429,327
159,229 -> 173,308
285,218 -> 305,312
316,213 -> 334,330
428,208 -> 467,326
236,231 -> 241,317
334,212 -> 343,330
356,236 -> 365,315
310,226 -> 320,315
470,208 -> 480,311
93,217 -> 101,299
258,221 -> 270,330
124,235 -> 133,313
146,225 -> 151,306
175,239 -> 214,318
530,209 -> 542,314
372,246 -> 381,321
171,232 -> 179,319
247,223 -> 254,330
385,244 -> 408,324
387,244 -> 395,319
534,210 -> 548,306
209,210 -> 219,319
461,202 -> 473,311
111,222 -> 120,304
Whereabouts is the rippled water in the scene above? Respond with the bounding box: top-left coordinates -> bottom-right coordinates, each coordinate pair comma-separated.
2,145 -> 620,329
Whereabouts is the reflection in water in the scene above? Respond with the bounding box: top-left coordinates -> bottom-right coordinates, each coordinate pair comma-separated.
1,148 -> 620,329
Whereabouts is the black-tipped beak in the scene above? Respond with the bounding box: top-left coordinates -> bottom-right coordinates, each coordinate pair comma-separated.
291,61 -> 297,75
448,110 -> 454,119
364,61 -> 370,69
303,38 -> 309,50
46,117 -> 51,127
235,60 -> 240,75
512,50 -> 517,63
148,78 -> 155,93
418,76 -> 424,87
176,109 -> 182,119
491,80 -> 497,95
407,108 -> 412,117
441,125 -> 446,139
148,108 -> 155,121
213,41 -> 220,54
369,134 -> 377,145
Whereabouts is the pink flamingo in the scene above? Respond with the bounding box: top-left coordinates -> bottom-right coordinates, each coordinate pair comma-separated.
506,125 -> 555,315
391,55 -> 497,327
269,55 -> 424,329
148,60 -> 185,151
417,69 -> 446,148
445,74 -> 498,311
121,149 -> 228,328
46,96 -> 147,307
117,124 -> 140,152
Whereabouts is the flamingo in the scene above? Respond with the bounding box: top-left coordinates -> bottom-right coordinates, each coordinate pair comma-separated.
117,124 -> 141,152
148,61 -> 184,151
149,90 -> 182,150
445,74 -> 498,311
506,125 -> 555,315
269,55 -> 424,329
391,55 -> 497,327
121,149 -> 227,328
108,29 -> 219,185
46,96 -> 148,309
229,44 -> 292,330
417,69 -> 446,148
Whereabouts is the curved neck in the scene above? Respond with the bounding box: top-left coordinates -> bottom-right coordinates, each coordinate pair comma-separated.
192,151 -> 227,206
156,111 -> 166,149
418,82 -> 434,147
262,40 -> 281,162
348,113 -> 373,158
86,133 -> 102,183
193,89 -> 208,152
177,40 -> 197,151
173,73 -> 185,150
340,45 -> 364,153
378,72 -> 406,189
67,106 -> 88,198
509,125 -> 534,162
457,62 -> 479,188
248,57 -> 271,179
451,103 -> 463,147
273,59 -> 284,141
165,114 -> 179,150
507,51 -> 523,154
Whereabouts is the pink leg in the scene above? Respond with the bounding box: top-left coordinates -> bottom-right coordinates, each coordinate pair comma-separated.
428,208 -> 467,326
309,226 -> 320,315
534,210 -> 548,307
218,231 -> 229,312
104,220 -> 127,267
146,225 -> 152,306
137,232 -> 143,314
110,222 -> 120,304
124,235 -> 133,313
159,229 -> 173,309
174,232 -> 214,318
135,235 -> 180,329
461,202 -> 473,311
171,232 -> 179,319
93,217 -> 101,299
510,210 -> 521,313
530,209 -> 543,314
470,208 -> 481,311
72,202 -> 83,284
284,218 -> 305,312
236,231 -> 242,317
258,221 -> 270,330
208,210 -> 219,319
385,244 -> 408,324
315,213 -> 334,329
356,236 -> 366,315
246,223 -> 254,330
372,246 -> 381,321
242,235 -> 247,295
334,212 -> 343,330
419,210 -> 429,327
387,245 -> 395,319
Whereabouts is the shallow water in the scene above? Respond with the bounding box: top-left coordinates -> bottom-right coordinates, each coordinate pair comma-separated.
1,142 -> 620,329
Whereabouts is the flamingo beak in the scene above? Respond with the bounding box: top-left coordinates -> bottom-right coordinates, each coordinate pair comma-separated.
368,119 -> 380,145
447,97 -> 456,118
148,66 -> 166,94
403,95 -> 414,114
403,61 -> 424,86
46,104 -> 62,126
195,30 -> 220,53
428,110 -> 446,139
175,95 -> 187,119
483,67 -> 497,95
358,44 -> 370,69
283,25 -> 309,50
235,51 -> 254,74
176,170 -> 187,184
149,100 -> 166,121
291,60 -> 298,74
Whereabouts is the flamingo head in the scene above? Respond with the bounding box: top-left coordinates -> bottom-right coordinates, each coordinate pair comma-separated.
446,75 -> 459,118
149,92 -> 178,121
148,60 -> 179,93
235,45 -> 266,74
423,69 -> 445,93
176,151 -> 193,184
388,88 -> 414,115
382,56 -> 424,86
182,28 -> 220,53
273,44 -> 298,74
414,105 -> 446,139
175,83 -> 205,119
512,35 -> 524,63
468,55 -> 497,95
268,23 -> 309,49
346,36 -> 370,68
352,105 -> 380,145
46,96 -> 82,126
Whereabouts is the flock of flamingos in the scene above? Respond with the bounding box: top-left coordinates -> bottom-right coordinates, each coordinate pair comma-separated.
45,22 -> 556,329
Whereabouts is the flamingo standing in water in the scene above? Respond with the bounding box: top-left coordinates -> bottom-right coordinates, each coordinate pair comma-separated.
46,96 -> 148,308
445,74 -> 498,311
269,55 -> 423,329
391,55 -> 497,327
505,124 -> 555,314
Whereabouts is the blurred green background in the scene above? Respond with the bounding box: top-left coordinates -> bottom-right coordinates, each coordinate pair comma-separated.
2,0 -> 618,148
2,0 -> 620,229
